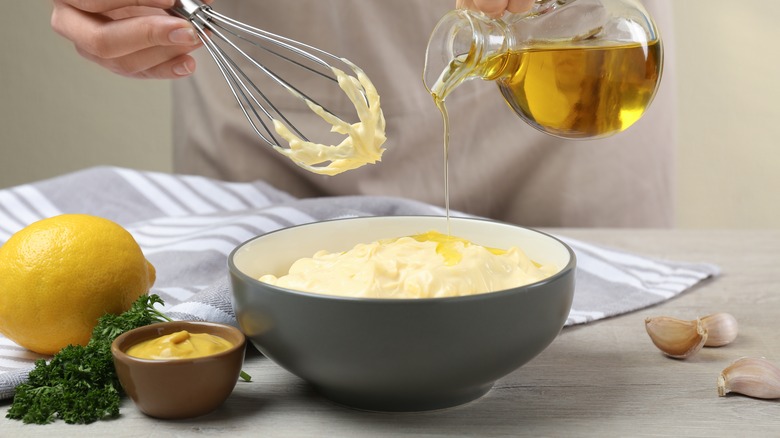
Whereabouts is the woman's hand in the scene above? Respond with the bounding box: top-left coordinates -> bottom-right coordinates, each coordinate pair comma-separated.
50,0 -> 211,79
456,0 -> 536,18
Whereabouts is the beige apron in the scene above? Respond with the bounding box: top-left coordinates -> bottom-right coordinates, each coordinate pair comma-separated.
172,0 -> 676,227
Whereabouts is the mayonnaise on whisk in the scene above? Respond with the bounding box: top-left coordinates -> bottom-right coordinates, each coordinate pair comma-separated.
272,59 -> 386,176
259,231 -> 559,299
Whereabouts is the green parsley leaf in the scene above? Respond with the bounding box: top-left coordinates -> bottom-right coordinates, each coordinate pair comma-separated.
6,294 -> 171,424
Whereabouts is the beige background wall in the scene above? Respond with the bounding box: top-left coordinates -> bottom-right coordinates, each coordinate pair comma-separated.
0,2 -> 173,182
1,1 -> 778,228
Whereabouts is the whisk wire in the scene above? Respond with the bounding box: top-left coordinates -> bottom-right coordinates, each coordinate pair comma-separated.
195,14 -> 315,142
207,10 -> 341,79
170,0 -> 367,148
204,15 -> 340,121
191,18 -> 282,145
224,54 -> 310,141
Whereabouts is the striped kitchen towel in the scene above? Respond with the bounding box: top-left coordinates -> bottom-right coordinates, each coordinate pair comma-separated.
0,166 -> 720,399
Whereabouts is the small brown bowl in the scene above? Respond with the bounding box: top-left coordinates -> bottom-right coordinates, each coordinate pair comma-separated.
111,321 -> 246,419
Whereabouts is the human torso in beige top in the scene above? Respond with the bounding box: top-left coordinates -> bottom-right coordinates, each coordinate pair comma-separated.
172,0 -> 675,227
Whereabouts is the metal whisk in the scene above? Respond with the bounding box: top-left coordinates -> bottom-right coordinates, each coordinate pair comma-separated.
168,0 -> 365,148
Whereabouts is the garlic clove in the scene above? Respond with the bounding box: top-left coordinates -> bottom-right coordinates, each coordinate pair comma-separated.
644,316 -> 708,359
718,357 -> 780,399
701,312 -> 738,347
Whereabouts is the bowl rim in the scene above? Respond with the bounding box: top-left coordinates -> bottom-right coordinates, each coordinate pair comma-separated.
111,320 -> 247,364
228,215 -> 577,303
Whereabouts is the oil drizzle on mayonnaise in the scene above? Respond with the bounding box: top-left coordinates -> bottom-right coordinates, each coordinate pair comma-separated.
272,59 -> 387,176
427,53 -> 476,235
259,230 -> 558,299
434,98 -> 451,235
410,230 -> 505,266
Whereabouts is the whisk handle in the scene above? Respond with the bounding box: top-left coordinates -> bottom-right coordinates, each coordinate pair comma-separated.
168,0 -> 210,19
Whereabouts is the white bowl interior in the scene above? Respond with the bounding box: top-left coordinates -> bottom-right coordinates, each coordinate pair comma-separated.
232,216 -> 571,280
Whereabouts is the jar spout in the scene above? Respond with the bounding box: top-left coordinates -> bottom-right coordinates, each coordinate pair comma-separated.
423,10 -> 508,100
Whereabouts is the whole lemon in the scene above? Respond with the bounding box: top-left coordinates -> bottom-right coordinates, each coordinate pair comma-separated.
0,214 -> 156,355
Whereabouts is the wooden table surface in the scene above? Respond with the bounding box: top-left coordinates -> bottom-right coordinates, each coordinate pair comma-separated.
2,229 -> 779,437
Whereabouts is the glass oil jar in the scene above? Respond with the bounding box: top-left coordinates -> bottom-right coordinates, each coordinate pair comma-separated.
424,0 -> 663,139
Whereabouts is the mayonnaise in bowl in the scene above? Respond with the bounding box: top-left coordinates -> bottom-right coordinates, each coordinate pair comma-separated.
259,230 -> 559,299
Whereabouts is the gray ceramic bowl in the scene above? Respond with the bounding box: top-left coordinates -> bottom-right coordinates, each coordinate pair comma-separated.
229,216 -> 575,412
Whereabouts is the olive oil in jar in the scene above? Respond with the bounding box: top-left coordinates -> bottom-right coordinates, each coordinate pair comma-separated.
486,40 -> 663,138
424,4 -> 663,229
428,39 -> 661,226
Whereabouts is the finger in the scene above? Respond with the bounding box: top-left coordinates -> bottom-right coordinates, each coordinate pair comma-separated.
141,54 -> 199,79
456,0 -> 508,18
455,0 -> 534,17
57,0 -> 175,14
77,44 -> 199,79
52,3 -> 199,60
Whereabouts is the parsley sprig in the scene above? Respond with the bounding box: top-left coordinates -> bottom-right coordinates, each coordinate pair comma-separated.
6,294 -> 171,424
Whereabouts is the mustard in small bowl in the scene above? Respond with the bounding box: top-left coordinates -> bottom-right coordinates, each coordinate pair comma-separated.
111,321 -> 246,419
